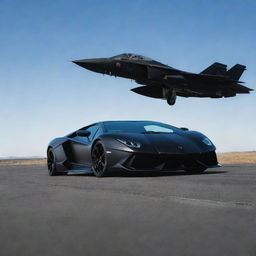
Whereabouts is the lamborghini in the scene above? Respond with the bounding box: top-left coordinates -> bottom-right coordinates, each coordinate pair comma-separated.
47,121 -> 220,177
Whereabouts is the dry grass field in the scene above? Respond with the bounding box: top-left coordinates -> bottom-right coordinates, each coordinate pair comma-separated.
0,152 -> 255,166
217,152 -> 256,164
0,158 -> 47,166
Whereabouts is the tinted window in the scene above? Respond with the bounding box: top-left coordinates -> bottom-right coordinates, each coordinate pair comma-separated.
86,125 -> 99,141
144,125 -> 173,133
93,127 -> 103,139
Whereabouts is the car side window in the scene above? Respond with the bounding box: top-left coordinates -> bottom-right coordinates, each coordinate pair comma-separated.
85,125 -> 100,142
93,126 -> 103,139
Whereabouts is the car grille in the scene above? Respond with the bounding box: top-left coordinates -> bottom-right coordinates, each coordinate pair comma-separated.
123,151 -> 218,170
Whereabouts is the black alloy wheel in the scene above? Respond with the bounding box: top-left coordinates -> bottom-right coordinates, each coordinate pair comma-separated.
47,148 -> 67,176
47,148 -> 58,176
91,141 -> 108,177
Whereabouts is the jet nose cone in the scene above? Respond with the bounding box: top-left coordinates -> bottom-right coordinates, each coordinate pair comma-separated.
72,58 -> 96,69
72,58 -> 109,73
72,59 -> 84,66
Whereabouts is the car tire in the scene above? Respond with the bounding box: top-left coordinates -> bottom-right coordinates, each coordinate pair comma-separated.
91,141 -> 108,177
47,148 -> 67,176
47,148 -> 59,176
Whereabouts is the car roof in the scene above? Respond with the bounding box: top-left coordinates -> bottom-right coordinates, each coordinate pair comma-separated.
101,120 -> 155,123
79,121 -> 166,130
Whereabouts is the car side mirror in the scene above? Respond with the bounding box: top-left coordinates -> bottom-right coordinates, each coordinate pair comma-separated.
180,127 -> 189,131
76,130 -> 91,137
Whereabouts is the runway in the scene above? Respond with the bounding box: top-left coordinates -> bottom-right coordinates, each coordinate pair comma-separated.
0,164 -> 256,256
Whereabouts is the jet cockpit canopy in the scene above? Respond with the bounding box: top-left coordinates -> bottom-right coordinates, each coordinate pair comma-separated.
111,53 -> 153,61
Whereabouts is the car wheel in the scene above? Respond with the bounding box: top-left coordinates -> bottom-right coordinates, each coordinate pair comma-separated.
47,148 -> 68,176
185,167 -> 206,174
91,141 -> 108,177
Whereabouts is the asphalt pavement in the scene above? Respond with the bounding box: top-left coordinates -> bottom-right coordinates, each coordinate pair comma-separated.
0,164 -> 256,256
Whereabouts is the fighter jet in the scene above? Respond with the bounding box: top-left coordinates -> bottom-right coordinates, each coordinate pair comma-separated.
73,53 -> 253,106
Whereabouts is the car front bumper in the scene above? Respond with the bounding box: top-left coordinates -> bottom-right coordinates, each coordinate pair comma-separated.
107,150 -> 220,172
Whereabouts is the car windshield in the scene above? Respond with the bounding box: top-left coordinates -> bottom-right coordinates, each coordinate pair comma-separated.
103,121 -> 179,134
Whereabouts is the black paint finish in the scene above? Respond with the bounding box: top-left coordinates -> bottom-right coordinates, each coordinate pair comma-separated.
47,121 -> 220,175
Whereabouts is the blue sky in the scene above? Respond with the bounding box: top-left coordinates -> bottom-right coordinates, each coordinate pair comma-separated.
0,0 -> 255,157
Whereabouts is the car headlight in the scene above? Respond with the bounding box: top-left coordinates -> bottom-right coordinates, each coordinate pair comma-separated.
117,139 -> 141,148
202,138 -> 212,146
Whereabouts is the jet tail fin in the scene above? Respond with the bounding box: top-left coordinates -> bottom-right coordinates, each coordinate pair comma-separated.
201,62 -> 227,76
226,64 -> 246,80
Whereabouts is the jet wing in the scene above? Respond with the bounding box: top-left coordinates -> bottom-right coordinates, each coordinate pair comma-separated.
200,62 -> 227,76
229,83 -> 253,93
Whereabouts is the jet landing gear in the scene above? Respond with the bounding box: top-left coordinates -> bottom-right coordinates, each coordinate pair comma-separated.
167,90 -> 176,105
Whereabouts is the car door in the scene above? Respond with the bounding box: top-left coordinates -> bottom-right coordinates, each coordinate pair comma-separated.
68,125 -> 100,166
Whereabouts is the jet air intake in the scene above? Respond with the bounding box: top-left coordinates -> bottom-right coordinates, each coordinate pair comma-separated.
163,75 -> 186,88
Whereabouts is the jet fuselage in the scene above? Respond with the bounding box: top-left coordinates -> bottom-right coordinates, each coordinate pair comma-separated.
73,53 -> 252,105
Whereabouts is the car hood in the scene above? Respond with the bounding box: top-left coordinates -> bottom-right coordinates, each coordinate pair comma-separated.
104,132 -> 215,154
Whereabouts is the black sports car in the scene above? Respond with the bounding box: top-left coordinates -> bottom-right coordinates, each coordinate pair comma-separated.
47,121 -> 220,177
